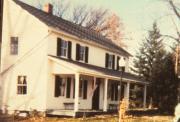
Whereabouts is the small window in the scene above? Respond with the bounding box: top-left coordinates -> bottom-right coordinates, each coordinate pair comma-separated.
79,46 -> 85,61
57,38 -> 72,59
10,37 -> 18,55
108,55 -> 113,69
17,76 -> 27,95
76,44 -> 89,63
60,40 -> 68,57
105,53 -> 115,69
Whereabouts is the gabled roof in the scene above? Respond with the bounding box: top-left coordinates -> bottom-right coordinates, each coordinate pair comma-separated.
49,55 -> 147,84
13,0 -> 131,56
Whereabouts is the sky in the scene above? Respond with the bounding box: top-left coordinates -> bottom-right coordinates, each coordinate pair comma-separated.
24,0 -> 180,55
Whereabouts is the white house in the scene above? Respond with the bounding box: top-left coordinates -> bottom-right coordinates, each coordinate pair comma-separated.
0,0 -> 148,117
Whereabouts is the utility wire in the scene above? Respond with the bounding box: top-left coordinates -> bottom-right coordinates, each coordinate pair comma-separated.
0,32 -> 52,76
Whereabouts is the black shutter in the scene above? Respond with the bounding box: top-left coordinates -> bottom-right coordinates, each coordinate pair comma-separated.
83,80 -> 88,99
54,76 -> 61,97
73,79 -> 75,98
117,56 -> 120,70
57,38 -> 62,56
85,47 -> 89,63
105,53 -> 109,68
76,44 -> 80,61
111,84 -> 114,101
68,41 -> 72,59
112,55 -> 115,70
66,77 -> 71,98
115,83 -> 118,101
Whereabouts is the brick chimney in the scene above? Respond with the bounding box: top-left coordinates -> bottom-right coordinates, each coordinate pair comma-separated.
43,3 -> 53,14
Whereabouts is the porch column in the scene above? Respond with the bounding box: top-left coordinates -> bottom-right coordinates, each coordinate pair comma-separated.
103,78 -> 108,112
74,73 -> 79,112
126,82 -> 130,109
143,85 -> 147,110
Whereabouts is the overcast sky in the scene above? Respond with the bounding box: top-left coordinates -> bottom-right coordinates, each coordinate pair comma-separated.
23,0 -> 180,55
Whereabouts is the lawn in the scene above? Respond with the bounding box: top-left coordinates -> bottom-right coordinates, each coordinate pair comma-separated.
15,115 -> 173,122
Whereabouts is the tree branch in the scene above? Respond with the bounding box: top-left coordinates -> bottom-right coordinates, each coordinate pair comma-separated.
169,0 -> 180,21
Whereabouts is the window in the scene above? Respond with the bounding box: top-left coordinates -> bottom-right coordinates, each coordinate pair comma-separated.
76,44 -> 89,63
54,75 -> 65,97
79,79 -> 88,99
105,53 -> 115,69
110,82 -> 119,101
17,76 -> 27,95
10,37 -> 18,55
108,55 -> 113,69
79,46 -> 85,61
57,38 -> 72,59
60,40 -> 68,57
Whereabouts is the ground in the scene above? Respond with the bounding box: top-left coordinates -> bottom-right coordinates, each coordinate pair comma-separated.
14,115 -> 173,122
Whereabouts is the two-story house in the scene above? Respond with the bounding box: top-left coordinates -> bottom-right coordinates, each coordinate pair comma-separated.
0,0 -> 148,117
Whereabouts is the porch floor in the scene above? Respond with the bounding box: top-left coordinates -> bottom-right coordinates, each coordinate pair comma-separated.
46,109 -> 117,117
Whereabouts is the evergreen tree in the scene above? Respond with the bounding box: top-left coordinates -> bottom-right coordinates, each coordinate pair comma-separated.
134,22 -> 165,82
157,53 -> 179,112
134,22 -> 165,108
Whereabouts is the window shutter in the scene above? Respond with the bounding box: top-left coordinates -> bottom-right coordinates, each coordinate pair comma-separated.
73,79 -> 75,98
111,84 -> 114,101
57,38 -> 62,56
105,53 -> 109,68
83,80 -> 88,99
68,41 -> 72,59
117,56 -> 120,70
66,77 -> 71,98
115,83 -> 118,101
85,47 -> 89,63
54,76 -> 61,97
76,44 -> 80,61
112,55 -> 115,70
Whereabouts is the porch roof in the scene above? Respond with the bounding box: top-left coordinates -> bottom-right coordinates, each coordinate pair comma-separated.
48,55 -> 148,85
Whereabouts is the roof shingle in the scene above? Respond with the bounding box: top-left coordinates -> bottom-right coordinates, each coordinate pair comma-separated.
13,0 -> 131,56
49,55 -> 146,83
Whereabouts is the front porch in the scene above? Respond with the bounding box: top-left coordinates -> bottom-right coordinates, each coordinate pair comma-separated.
47,56 -> 148,117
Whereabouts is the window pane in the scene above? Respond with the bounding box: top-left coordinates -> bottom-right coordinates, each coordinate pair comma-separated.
60,40 -> 68,57
10,37 -> 18,55
17,86 -> 22,94
79,81 -> 83,97
108,55 -> 113,69
79,46 -> 85,61
23,86 -> 27,94
23,76 -> 27,84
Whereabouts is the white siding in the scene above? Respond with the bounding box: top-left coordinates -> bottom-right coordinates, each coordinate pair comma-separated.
0,0 -> 49,112
47,33 -> 130,71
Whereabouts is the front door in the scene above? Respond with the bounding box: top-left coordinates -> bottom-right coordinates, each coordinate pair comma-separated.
92,78 -> 101,110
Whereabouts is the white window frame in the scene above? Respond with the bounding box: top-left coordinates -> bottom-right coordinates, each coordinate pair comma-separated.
108,55 -> 113,69
60,40 -> 68,57
79,46 -> 86,61
17,76 -> 27,95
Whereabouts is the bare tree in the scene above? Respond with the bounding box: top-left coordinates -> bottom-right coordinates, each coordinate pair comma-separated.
33,0 -> 125,47
160,0 -> 180,43
169,0 -> 180,21
51,0 -> 70,17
